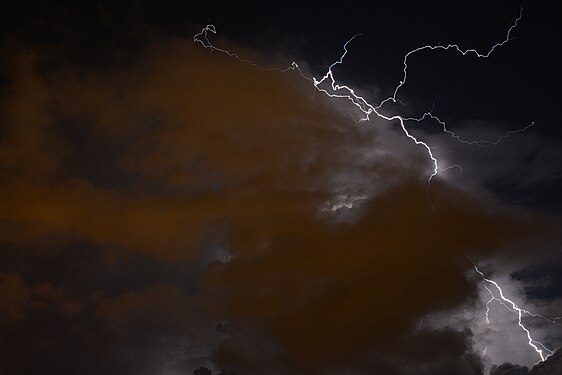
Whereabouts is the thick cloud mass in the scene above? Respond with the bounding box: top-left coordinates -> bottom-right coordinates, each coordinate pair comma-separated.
0,26 -> 558,375
206,179 -> 527,372
491,349 -> 562,375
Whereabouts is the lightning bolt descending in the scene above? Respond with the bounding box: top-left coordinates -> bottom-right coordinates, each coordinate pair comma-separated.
194,7 -> 532,184
471,261 -> 560,362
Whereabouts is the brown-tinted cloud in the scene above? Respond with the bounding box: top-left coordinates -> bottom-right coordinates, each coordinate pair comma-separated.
205,181 -> 527,373
0,271 -> 81,322
0,35 -> 542,374
0,272 -> 30,321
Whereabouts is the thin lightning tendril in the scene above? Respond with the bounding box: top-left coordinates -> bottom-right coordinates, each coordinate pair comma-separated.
194,7 -> 530,184
193,25 -> 299,73
376,7 -> 523,111
471,260 -> 560,362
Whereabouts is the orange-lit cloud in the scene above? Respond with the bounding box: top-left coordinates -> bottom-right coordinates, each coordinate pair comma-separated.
0,35 -> 546,374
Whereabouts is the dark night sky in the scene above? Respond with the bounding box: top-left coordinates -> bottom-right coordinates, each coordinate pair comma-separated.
1,1 -> 561,374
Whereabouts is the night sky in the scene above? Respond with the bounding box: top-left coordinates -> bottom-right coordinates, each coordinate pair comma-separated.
1,1 -> 562,374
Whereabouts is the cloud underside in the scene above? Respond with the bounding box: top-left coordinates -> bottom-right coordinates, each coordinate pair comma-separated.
491,349 -> 562,375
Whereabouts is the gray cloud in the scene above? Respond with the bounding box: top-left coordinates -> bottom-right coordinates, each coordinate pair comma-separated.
491,349 -> 562,375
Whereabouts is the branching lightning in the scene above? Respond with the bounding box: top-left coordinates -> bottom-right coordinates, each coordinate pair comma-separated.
403,108 -> 536,147
194,7 -> 531,184
471,260 -> 560,362
376,6 -> 523,111
194,8 -> 560,366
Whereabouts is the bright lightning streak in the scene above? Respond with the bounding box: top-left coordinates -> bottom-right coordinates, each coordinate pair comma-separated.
194,7 -> 531,184
471,260 -> 556,362
329,195 -> 369,212
195,9 -> 561,365
307,34 -> 441,182
418,314 -> 430,332
484,291 -> 495,324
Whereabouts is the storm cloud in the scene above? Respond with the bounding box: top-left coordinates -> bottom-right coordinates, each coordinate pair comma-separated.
0,3 -> 560,374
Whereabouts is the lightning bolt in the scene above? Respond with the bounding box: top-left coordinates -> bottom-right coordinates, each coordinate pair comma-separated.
471,260 -> 559,362
194,8 -> 531,184
418,314 -> 430,333
194,9 -> 561,365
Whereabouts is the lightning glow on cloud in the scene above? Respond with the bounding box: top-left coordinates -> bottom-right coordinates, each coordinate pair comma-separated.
471,260 -> 561,362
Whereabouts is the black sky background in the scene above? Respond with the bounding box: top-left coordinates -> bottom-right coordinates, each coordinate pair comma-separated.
2,0 -> 561,136
1,1 -> 562,374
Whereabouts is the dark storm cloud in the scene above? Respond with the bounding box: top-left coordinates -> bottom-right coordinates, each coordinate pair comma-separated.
0,272 -> 31,321
424,120 -> 562,214
205,180 -> 531,373
0,270 -> 91,374
491,349 -> 562,375
0,270 -> 219,374
0,26 -> 556,374
0,35 -> 428,259
213,326 -> 486,375
92,284 -> 222,374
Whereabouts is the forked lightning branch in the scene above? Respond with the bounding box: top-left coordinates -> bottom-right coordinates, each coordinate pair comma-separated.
194,7 -> 532,183
193,8 -> 559,364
